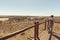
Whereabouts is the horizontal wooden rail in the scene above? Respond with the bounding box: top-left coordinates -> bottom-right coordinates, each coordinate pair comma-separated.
54,22 -> 60,23
0,21 -> 48,40
0,26 -> 34,40
45,20 -> 60,23
39,22 -> 45,24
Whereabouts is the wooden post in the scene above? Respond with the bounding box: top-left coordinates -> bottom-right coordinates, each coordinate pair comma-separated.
48,21 -> 53,40
44,20 -> 46,30
34,22 -> 40,40
48,31 -> 52,40
49,25 -> 53,40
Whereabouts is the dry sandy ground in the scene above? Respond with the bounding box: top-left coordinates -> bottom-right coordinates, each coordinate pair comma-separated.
0,17 -> 60,40
5,23 -> 60,40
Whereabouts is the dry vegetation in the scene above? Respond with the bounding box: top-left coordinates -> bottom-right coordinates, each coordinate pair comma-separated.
0,16 -> 60,40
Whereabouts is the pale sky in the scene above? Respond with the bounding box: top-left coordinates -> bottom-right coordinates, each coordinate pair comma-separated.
0,0 -> 60,16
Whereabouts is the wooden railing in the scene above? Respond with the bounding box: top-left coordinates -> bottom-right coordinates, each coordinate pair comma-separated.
0,20 -> 46,40
0,20 -> 60,40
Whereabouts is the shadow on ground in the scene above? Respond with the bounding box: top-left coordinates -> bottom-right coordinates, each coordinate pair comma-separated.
48,32 -> 60,40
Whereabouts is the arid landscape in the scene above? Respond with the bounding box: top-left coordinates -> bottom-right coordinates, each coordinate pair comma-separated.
0,16 -> 60,40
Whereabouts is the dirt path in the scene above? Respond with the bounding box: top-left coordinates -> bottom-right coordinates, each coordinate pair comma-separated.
1,28 -> 59,40
26,30 -> 59,40
39,30 -> 58,40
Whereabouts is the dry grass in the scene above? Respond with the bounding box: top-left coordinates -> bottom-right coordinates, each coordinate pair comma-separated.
0,16 -> 60,40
